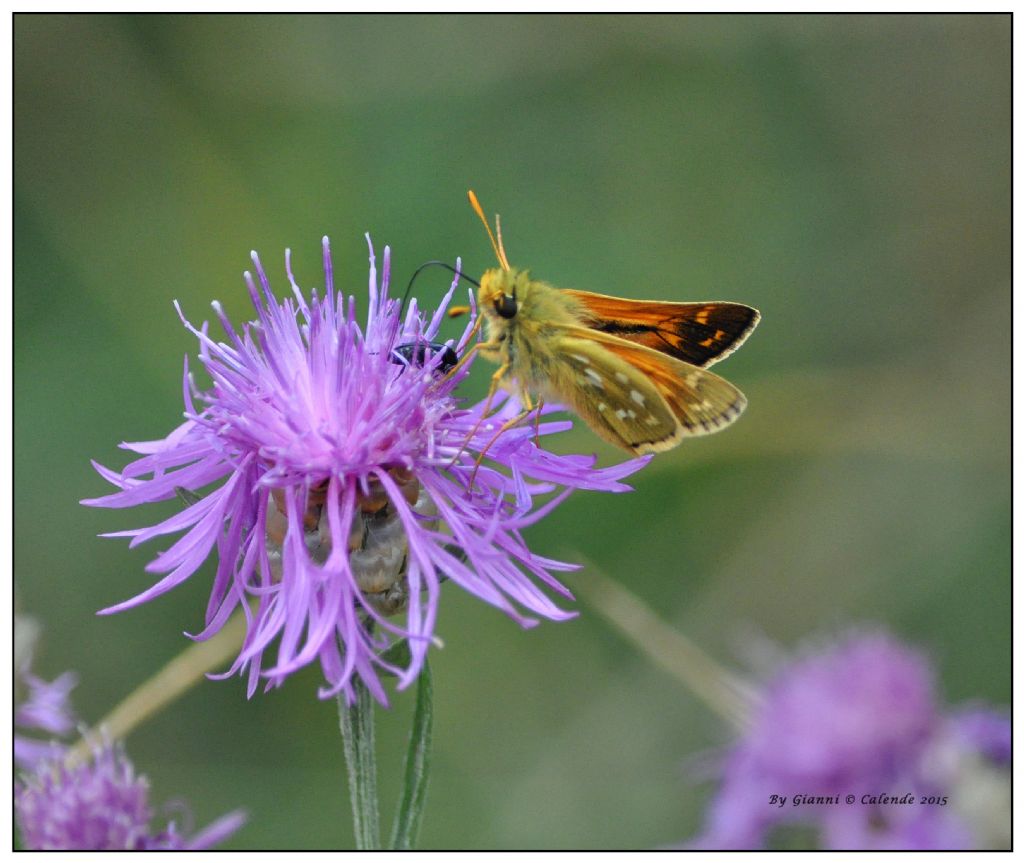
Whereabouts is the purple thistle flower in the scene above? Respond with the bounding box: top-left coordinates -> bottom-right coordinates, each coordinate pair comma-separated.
83,237 -> 648,704
15,743 -> 245,850
691,630 -> 1009,850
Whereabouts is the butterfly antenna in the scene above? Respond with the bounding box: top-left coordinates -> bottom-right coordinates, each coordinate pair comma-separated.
468,189 -> 510,271
495,213 -> 510,271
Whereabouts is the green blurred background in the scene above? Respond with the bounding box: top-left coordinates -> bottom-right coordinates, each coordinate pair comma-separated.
15,14 -> 1009,850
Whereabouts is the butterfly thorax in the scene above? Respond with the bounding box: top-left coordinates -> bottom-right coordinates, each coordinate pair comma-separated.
478,268 -> 586,328
477,267 -> 589,390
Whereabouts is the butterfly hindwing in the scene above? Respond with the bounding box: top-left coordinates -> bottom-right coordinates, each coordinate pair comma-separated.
564,289 -> 760,368
603,338 -> 748,437
550,327 -> 748,453
553,337 -> 683,454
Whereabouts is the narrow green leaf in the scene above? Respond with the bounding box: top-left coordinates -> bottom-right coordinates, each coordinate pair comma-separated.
389,659 -> 434,850
174,486 -> 202,507
376,638 -> 412,676
337,681 -> 380,850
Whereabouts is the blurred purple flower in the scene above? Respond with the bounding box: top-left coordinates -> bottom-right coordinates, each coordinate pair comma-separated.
15,743 -> 245,850
947,707 -> 1011,766
14,615 -> 78,769
83,237 -> 648,704
692,630 -> 1009,850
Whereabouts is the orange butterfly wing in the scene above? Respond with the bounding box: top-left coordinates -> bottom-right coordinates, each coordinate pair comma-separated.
564,289 -> 760,368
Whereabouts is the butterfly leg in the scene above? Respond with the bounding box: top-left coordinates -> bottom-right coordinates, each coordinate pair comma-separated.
447,358 -> 510,471
439,340 -> 480,384
531,398 -> 545,446
467,387 -> 539,491
439,311 -> 486,383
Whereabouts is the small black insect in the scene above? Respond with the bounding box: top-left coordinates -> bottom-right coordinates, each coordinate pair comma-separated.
388,260 -> 473,376
390,341 -> 459,374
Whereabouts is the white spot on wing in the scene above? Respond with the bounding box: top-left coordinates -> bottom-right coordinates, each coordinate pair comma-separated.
584,368 -> 604,388
570,353 -> 590,365
630,390 -> 645,405
597,402 -> 607,412
615,372 -> 629,384
615,409 -> 628,420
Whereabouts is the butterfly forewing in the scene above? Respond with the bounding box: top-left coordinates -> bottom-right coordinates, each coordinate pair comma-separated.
564,290 -> 760,368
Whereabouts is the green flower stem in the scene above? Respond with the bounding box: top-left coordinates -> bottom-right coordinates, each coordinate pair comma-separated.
64,609 -> 247,767
389,658 -> 433,850
577,566 -> 757,730
337,680 -> 381,850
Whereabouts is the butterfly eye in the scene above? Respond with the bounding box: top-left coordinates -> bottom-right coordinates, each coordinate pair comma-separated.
494,293 -> 518,319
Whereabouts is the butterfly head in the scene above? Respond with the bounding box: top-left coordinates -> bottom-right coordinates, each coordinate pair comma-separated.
479,267 -> 532,321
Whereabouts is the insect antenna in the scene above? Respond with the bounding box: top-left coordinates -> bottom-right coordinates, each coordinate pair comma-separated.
399,260 -> 479,320
495,213 -> 510,271
468,189 -> 511,271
